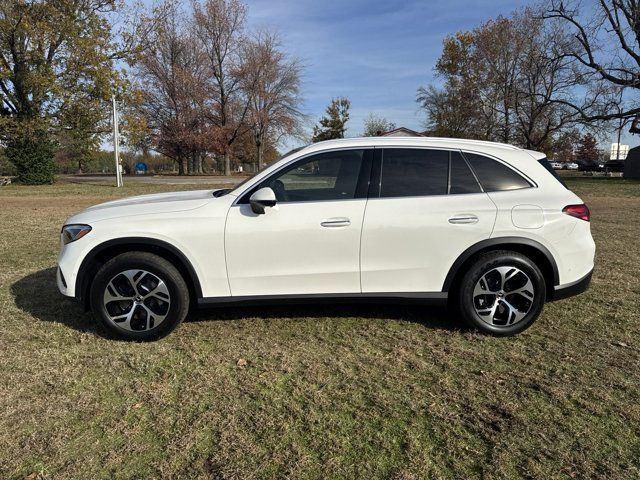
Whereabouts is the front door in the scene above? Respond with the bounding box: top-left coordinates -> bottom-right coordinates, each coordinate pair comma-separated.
225,149 -> 372,297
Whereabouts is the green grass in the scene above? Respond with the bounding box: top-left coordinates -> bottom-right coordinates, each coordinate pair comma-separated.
557,170 -> 640,198
1,177 -> 639,479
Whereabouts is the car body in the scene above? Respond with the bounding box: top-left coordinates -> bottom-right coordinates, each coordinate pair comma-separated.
549,161 -> 563,170
58,137 -> 595,339
576,160 -> 604,172
566,162 -> 579,170
550,161 -> 563,170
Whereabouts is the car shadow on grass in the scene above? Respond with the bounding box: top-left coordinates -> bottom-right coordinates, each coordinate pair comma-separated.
11,267 -> 103,335
191,292 -> 460,331
13,267 -> 461,337
192,303 -> 459,331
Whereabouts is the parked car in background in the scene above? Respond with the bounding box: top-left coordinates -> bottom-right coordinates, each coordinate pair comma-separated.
550,161 -> 563,170
566,162 -> 579,170
604,160 -> 625,173
576,160 -> 604,172
57,137 -> 595,340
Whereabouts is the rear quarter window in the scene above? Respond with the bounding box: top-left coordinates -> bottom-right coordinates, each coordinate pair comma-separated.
537,157 -> 568,188
464,153 -> 532,192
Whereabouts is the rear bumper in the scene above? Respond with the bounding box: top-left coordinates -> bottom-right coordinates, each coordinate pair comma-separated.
549,269 -> 593,301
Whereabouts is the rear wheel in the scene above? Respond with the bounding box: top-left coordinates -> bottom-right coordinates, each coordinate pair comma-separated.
455,251 -> 546,336
90,251 -> 189,340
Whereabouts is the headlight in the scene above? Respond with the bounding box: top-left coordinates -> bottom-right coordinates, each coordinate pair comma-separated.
61,224 -> 92,245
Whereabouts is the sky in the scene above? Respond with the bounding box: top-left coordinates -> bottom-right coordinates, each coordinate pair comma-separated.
244,0 -> 529,148
136,0 -> 636,152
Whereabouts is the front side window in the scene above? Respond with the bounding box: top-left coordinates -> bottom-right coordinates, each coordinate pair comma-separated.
247,149 -> 366,203
380,148 -> 449,197
463,152 -> 532,192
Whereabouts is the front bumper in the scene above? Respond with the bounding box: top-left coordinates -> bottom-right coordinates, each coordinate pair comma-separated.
549,269 -> 593,301
57,265 -> 74,299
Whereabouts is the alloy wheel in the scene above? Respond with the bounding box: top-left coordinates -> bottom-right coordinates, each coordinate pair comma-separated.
472,266 -> 535,326
102,269 -> 171,331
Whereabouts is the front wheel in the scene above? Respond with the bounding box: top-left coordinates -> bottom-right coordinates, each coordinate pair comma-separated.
455,251 -> 546,336
90,252 -> 190,341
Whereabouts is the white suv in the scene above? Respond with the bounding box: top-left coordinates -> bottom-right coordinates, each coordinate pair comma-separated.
57,137 -> 595,340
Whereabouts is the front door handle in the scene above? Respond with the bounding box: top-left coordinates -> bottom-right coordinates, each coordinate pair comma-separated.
321,217 -> 351,228
448,214 -> 479,225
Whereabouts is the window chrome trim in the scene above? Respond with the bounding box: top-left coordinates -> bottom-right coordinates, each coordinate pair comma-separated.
446,151 -> 452,194
231,144 -> 537,205
365,192 -> 490,201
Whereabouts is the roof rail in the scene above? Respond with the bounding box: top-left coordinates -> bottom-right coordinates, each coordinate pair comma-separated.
312,136 -> 522,151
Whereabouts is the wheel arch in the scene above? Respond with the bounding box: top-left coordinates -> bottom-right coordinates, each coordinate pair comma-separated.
75,237 -> 203,309
442,237 -> 559,298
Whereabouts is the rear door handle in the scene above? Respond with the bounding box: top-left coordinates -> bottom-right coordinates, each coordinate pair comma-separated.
448,214 -> 479,224
321,217 -> 351,228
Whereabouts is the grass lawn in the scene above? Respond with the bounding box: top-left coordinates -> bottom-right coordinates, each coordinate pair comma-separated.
1,176 -> 639,479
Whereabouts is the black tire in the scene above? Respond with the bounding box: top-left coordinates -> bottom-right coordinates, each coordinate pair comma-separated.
90,251 -> 190,341
455,250 -> 546,336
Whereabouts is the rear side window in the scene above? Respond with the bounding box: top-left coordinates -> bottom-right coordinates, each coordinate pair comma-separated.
464,153 -> 532,192
380,149 -> 449,197
450,152 -> 482,194
538,157 -> 568,188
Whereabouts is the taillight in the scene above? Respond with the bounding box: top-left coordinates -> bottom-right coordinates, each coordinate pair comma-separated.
563,204 -> 590,222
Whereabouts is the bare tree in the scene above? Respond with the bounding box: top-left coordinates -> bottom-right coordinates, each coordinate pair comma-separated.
242,32 -> 304,170
136,1 -> 208,174
544,0 -> 640,121
418,7 -> 595,150
417,30 -> 502,140
473,16 -> 523,143
193,0 -> 252,176
510,11 -> 589,149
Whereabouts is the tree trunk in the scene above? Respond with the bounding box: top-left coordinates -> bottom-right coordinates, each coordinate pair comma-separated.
503,105 -> 510,143
197,154 -> 204,174
189,153 -> 196,175
224,150 -> 231,176
177,157 -> 185,175
256,136 -> 263,171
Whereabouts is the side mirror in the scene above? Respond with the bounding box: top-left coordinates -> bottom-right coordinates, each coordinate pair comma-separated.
249,187 -> 277,214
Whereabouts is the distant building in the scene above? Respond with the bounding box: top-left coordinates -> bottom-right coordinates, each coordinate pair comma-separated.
624,146 -> 640,179
610,143 -> 630,160
381,127 -> 428,137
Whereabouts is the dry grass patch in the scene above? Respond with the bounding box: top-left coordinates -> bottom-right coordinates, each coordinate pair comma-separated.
0,178 -> 639,479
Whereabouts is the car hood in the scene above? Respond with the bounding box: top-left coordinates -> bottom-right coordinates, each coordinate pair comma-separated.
65,189 -> 224,224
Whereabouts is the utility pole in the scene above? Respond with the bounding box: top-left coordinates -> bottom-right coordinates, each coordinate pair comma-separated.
112,95 -> 123,187
617,117 -> 623,161
614,116 -> 631,162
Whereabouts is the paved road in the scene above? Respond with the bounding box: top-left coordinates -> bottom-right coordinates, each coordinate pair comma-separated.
60,174 -> 248,186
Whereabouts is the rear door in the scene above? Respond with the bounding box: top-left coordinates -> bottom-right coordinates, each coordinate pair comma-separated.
360,148 -> 497,293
